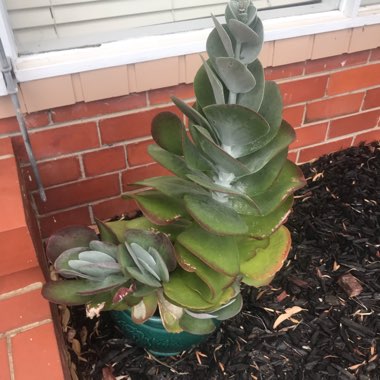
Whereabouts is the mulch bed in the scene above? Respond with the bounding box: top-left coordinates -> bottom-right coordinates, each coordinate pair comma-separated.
64,142 -> 380,380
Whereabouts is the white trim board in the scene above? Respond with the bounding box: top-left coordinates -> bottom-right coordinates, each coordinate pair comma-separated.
0,3 -> 380,95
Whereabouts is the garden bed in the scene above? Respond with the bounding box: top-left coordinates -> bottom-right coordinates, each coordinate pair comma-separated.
64,142 -> 379,380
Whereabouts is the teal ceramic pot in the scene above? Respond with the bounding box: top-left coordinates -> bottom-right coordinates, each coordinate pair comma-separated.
110,310 -> 217,356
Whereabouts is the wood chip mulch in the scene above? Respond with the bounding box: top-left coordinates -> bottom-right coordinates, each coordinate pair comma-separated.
63,142 -> 380,380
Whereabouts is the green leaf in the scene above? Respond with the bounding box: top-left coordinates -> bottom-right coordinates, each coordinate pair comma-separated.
201,56 -> 225,104
95,218 -> 119,244
177,226 -> 240,277
211,14 -> 234,57
203,104 -> 269,156
131,190 -> 188,225
126,266 -> 162,288
148,247 -> 170,282
184,193 -> 248,236
103,218 -> 154,242
163,269 -> 217,310
175,242 -> 235,298
182,128 -> 215,172
237,236 -> 270,263
237,60 -> 265,111
77,275 -> 128,295
135,176 -> 207,199
124,228 -> 177,271
191,125 -> 249,177
232,149 -> 288,196
213,293 -> 243,321
226,3 -> 257,25
214,57 -> 256,94
46,226 -> 98,263
206,25 -> 233,60
148,144 -> 190,178
131,292 -> 158,324
117,244 -> 134,277
252,161 -> 306,215
240,120 -> 295,173
243,196 -> 294,239
258,81 -> 283,136
228,19 -> 258,43
151,112 -> 183,155
240,226 -> 291,287
239,19 -> 263,64
179,312 -> 217,335
171,96 -> 219,142
194,63 -> 217,109
42,280 -> 94,305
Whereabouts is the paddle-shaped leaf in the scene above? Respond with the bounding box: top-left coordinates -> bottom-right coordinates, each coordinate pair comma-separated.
184,193 -> 248,236
237,59 -> 265,111
214,57 -> 256,94
89,240 -> 118,259
175,242 -> 235,298
201,56 -> 225,105
203,104 -> 269,156
239,18 -> 263,64
237,236 -> 270,263
95,218 -> 119,244
194,63 -> 217,109
244,196 -> 294,239
240,120 -> 295,173
130,190 -> 188,225
77,275 -> 127,295
147,144 -> 190,178
46,226 -> 98,262
179,312 -> 217,335
151,112 -> 183,155
177,226 -> 239,277
240,226 -> 291,287
157,290 -> 184,333
252,161 -> 306,215
211,14 -> 234,57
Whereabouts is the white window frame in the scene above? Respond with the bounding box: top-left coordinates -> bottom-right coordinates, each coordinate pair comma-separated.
1,0 -> 380,96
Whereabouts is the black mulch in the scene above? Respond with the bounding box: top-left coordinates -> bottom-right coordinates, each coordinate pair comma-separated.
64,142 -> 380,380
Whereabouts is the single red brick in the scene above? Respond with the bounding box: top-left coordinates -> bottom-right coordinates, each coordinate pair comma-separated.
83,146 -> 126,177
279,76 -> 328,106
51,93 -> 147,123
12,122 -> 99,163
149,84 -> 195,105
34,173 -> 120,214
0,227 -> 37,277
265,62 -> 305,81
121,162 -> 172,191
370,47 -> 380,62
329,110 -> 380,138
38,206 -> 92,238
363,87 -> 380,110
298,138 -> 353,163
99,106 -> 182,145
0,338 -> 10,380
0,112 -> 49,134
22,156 -> 82,191
12,322 -> 64,380
126,140 -> 155,167
0,267 -> 44,294
0,290 -> 51,333
92,197 -> 137,221
328,63 -> 380,95
290,123 -> 328,149
0,137 -> 13,157
305,93 -> 364,123
287,151 -> 298,163
305,51 -> 370,74
283,105 -> 305,127
353,129 -> 380,145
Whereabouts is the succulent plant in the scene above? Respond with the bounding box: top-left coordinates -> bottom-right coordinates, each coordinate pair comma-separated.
42,0 -> 305,336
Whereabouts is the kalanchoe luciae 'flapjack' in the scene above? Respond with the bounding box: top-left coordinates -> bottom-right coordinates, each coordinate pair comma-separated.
42,1 -> 305,335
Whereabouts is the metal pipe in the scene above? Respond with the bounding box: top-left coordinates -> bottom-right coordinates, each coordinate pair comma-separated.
0,39 -> 46,202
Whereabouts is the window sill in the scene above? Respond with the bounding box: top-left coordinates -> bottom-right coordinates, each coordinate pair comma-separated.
1,6 -> 380,96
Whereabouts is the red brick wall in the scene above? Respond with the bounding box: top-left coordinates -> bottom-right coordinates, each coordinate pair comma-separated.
1,48 -> 380,239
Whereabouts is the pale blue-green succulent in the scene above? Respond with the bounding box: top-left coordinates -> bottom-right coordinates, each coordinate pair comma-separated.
43,0 -> 305,335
